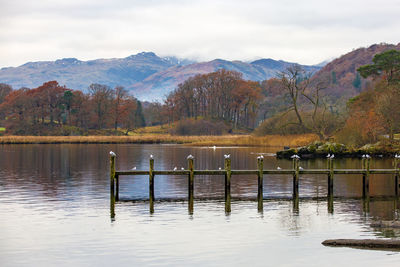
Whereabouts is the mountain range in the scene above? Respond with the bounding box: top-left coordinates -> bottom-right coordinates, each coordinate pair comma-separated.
0,52 -> 321,101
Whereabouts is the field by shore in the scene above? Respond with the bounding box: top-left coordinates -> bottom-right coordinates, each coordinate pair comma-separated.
0,134 -> 318,147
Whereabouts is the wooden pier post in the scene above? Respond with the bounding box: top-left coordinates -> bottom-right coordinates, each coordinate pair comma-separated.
293,157 -> 299,198
187,155 -> 194,215
327,157 -> 334,197
257,156 -> 264,212
115,174 -> 119,201
394,157 -> 399,196
110,152 -> 116,219
225,156 -> 231,213
149,156 -> 155,213
363,157 -> 370,198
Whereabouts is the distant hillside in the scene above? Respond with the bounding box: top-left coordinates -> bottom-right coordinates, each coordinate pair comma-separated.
0,52 -> 194,92
0,52 -> 320,101
312,43 -> 400,99
131,58 -> 320,100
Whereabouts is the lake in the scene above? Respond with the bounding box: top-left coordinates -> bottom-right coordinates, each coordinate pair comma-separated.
1,144 -> 400,266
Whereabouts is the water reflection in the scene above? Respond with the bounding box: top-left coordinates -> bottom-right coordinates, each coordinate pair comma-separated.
2,144 -> 400,266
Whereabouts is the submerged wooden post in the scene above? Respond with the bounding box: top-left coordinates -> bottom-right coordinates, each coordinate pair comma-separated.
363,157 -> 370,198
328,194 -> 334,214
327,157 -> 334,197
225,155 -> 231,213
110,151 -> 116,219
149,155 -> 155,213
292,156 -> 299,198
187,155 -> 194,214
257,156 -> 264,212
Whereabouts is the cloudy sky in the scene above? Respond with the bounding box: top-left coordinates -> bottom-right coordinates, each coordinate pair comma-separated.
0,0 -> 399,68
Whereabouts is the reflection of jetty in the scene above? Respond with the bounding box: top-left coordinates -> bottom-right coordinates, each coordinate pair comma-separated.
109,153 -> 400,218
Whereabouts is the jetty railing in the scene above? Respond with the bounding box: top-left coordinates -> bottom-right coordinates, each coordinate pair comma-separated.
109,152 -> 400,217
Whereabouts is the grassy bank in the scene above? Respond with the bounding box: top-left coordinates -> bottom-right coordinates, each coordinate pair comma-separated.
0,134 -> 318,147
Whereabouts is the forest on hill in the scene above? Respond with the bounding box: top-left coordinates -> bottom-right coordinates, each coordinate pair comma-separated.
0,43 -> 399,148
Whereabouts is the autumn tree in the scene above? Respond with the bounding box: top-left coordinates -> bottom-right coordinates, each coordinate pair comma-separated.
88,83 -> 114,129
0,83 -> 12,105
273,64 -> 338,139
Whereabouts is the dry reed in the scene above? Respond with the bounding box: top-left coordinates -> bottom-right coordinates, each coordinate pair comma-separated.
0,134 -> 318,147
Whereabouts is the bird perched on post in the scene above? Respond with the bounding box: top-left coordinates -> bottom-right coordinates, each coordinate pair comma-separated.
173,167 -> 177,171
330,154 -> 335,159
187,154 -> 194,160
326,153 -> 331,158
224,154 -> 230,159
290,155 -> 300,159
150,154 -> 154,159
109,151 -> 116,157
131,166 -> 136,170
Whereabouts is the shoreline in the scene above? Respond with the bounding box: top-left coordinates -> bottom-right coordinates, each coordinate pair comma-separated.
0,134 -> 318,147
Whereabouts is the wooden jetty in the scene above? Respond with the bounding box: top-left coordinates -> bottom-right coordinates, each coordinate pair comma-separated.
109,153 -> 400,218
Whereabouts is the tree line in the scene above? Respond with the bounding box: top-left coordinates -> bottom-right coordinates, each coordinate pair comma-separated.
0,81 -> 145,135
145,69 -> 263,130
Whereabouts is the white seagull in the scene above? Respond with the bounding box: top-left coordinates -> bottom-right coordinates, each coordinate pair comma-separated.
187,154 -> 194,160
181,167 -> 185,170
224,154 -> 230,159
219,167 -> 222,170
109,151 -> 116,157
131,166 -> 136,170
330,154 -> 335,159
173,167 -> 177,171
277,167 -> 282,170
326,153 -> 331,158
150,154 -> 154,159
299,166 -> 304,170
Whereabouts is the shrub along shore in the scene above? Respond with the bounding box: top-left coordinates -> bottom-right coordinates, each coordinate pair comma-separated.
0,134 -> 318,147
276,141 -> 400,159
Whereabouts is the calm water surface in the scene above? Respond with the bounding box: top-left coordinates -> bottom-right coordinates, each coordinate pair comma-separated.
1,144 -> 400,266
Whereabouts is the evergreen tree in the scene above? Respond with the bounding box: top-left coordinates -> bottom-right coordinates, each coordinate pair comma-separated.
134,100 -> 145,127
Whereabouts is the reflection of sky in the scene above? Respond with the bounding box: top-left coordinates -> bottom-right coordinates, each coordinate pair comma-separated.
1,199 -> 400,266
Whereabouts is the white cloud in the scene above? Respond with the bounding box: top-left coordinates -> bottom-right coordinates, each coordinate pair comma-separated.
0,0 -> 399,67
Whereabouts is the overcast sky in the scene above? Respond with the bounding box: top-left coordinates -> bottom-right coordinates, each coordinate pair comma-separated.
0,0 -> 399,68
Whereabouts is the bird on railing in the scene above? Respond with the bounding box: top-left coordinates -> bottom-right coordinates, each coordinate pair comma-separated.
326,153 -> 331,158
290,155 -> 300,159
131,166 -> 136,170
365,154 -> 371,159
219,167 -> 222,170
330,154 -> 335,159
150,154 -> 154,159
109,151 -> 116,157
212,146 -> 217,150
299,166 -> 304,170
173,167 -> 177,171
277,167 -> 282,170
181,167 -> 185,170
